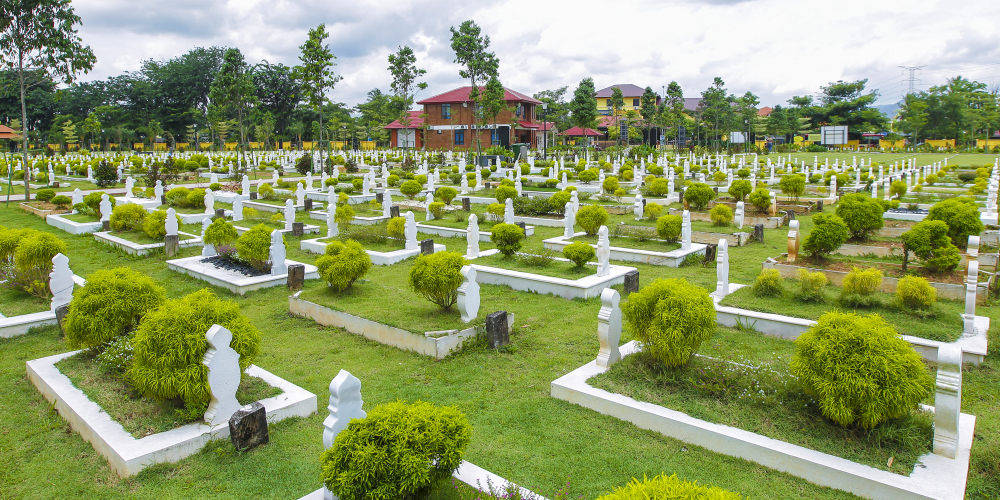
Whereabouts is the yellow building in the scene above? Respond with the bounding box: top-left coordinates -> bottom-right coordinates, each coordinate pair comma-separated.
925,139 -> 956,149
595,84 -> 652,116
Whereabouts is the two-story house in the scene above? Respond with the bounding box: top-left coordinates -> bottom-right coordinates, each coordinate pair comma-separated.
595,84 -> 653,116
386,86 -> 544,151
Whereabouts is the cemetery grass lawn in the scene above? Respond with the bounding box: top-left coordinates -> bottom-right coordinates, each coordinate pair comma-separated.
63,212 -> 100,223
106,229 -> 197,246
4,203 -> 1000,499
604,212 -> 741,234
156,202 -> 231,214
718,285 -> 963,343
589,326 -> 934,476
569,233 -> 681,254
473,253 -> 596,280
55,350 -> 282,438
0,286 -> 50,316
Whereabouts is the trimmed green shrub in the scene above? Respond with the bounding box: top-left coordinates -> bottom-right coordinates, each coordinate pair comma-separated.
321,400 -> 471,500
427,202 -> 445,219
51,195 -> 72,208
926,197 -> 983,247
109,203 -> 148,232
575,205 -> 609,236
779,174 -> 806,200
835,194 -> 884,241
802,213 -> 849,258
131,290 -> 261,412
841,267 -> 883,308
399,180 -> 422,199
563,241 -> 595,267
208,182 -> 222,191
890,180 -> 907,199
316,240 -> 371,291
204,219 -> 238,247
186,188 -> 206,208
143,209 -> 180,239
64,268 -> 166,349
236,225 -> 274,272
494,185 -> 517,203
901,220 -> 961,272
644,202 -> 663,221
490,223 -> 524,256
896,275 -> 936,310
595,473 -> 744,500
165,187 -> 191,207
602,176 -> 619,194
621,278 -> 716,368
790,311 -> 932,429
685,182 -> 715,210
727,179 -> 753,202
35,188 -> 56,202
386,217 -> 405,238
548,191 -> 571,213
748,188 -> 771,213
486,203 -> 505,220
408,251 -> 467,309
751,268 -> 783,297
656,214 -> 682,242
334,204 -> 355,229
84,191 -> 115,216
796,269 -> 828,302
257,183 -> 275,199
709,204 -> 733,226
436,186 -> 457,205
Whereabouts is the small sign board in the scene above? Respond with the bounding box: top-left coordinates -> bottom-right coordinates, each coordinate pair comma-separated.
820,126 -> 848,145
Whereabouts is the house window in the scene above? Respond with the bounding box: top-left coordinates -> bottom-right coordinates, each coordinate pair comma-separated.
454,130 -> 464,145
606,99 -> 612,107
633,98 -> 640,107
442,104 -> 451,120
515,105 -> 522,118
491,129 -> 500,145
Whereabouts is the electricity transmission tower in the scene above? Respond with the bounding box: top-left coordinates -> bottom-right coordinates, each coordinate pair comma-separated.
898,66 -> 926,98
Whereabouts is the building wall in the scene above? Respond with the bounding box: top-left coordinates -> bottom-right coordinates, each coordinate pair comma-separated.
596,95 -> 643,115
419,102 -> 538,150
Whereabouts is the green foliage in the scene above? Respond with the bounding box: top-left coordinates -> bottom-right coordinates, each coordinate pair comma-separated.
109,203 -> 148,232
889,180 -> 907,199
386,217 -> 405,238
236,225 -> 275,272
426,202 -> 445,220
796,269 -> 828,303
790,311 -> 932,429
595,473 -> 744,500
602,176 -> 619,194
334,204 -> 355,229
208,182 -> 222,191
575,205 -> 608,236
709,204 -> 733,226
35,188 -> 56,202
563,241 -> 595,267
399,180 -> 422,199
83,191 -> 115,216
93,160 -> 119,188
64,268 -> 166,349
257,183 -> 275,199
802,213 -> 849,258
408,251 -> 467,309
186,188 -> 206,208
926,197 -> 984,247
834,194 -> 884,241
165,187 -> 191,207
321,400 -> 470,500
748,188 -> 771,213
51,195 -> 71,208
656,214 -> 682,242
578,169 -> 597,183
727,179 -> 753,202
901,220 -> 961,272
645,202 -> 663,221
495,185 -> 518,203
143,210 -> 180,239
684,182 -> 715,210
778,174 -> 805,200
203,219 -> 238,247
924,174 -> 938,185
751,269 -> 783,297
621,278 -> 716,368
548,191 -> 571,213
436,186 -> 457,204
387,174 -> 400,187
295,155 -> 313,175
896,276 -> 937,310
490,223 -> 524,256
316,240 -> 372,291
841,267 -> 883,308
131,290 -> 261,411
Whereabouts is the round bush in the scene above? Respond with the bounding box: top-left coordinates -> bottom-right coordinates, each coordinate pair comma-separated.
685,183 -> 716,210
901,220 -> 960,272
494,185 -> 517,203
316,240 -> 372,291
165,187 -> 191,207
257,183 -> 275,199
796,268 -> 828,302
595,473 -> 744,500
748,188 -> 771,213
575,205 -> 609,236
386,217 -> 405,238
51,195 -> 71,208
131,289 -> 261,411
109,203 -> 149,232
602,176 -> 619,194
334,204 -> 355,229
621,278 -> 716,368
490,223 -> 524,256
645,202 -> 663,221
563,241 -> 595,267
790,311 -> 932,429
186,188 -> 206,208
143,210 -> 180,239
802,213 -> 849,258
436,186 -> 457,205
208,182 -> 222,191
751,269 -> 783,297
408,251 -> 467,309
84,191 -> 115,216
709,204 -> 733,226
427,202 -> 445,219
203,218 -> 238,247
321,400 -> 471,500
834,194 -> 884,241
387,174 -> 400,187
549,191 -> 571,213
35,188 -> 56,202
656,214 -> 682,242
896,276 -> 936,309
236,224 -> 275,272
927,197 -> 984,247
728,179 -> 753,202
843,267 -> 882,296
399,180 -> 422,199
64,268 -> 166,349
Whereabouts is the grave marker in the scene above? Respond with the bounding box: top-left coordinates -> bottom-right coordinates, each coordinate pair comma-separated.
623,269 -> 639,294
420,238 -> 434,255
596,288 -> 622,368
229,402 -> 269,451
485,311 -> 509,349
456,266 -> 480,323
287,264 -> 305,290
203,325 -> 241,427
932,345 -> 963,459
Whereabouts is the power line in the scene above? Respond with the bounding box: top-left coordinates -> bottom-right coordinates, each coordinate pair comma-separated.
898,65 -> 925,98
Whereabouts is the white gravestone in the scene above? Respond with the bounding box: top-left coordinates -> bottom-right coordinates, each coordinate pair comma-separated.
202,325 -> 242,427
404,211 -> 418,250
201,218 -> 216,257
735,201 -> 745,229
165,208 -> 179,236
570,190 -> 579,214
71,188 -> 83,207
281,199 -> 296,231
563,203 -> 575,239
124,177 -> 135,198
456,265 -> 480,323
327,203 -> 339,238
382,193 -> 392,218
232,197 -> 243,222
242,175 -> 250,197
99,194 -> 112,222
323,370 -> 366,451
933,345 -> 963,459
596,225 -> 611,277
466,214 -> 480,258
633,194 -> 644,221
504,198 -> 515,224
210,172 -> 219,185
963,261 -> 978,335
154,180 -> 164,200
460,172 -> 469,194
204,188 -> 215,214
296,183 -> 306,206
270,229 -> 287,276
596,288 -> 622,368
49,253 -> 74,312
681,210 -> 692,251
715,239 -> 730,297
272,170 -> 279,184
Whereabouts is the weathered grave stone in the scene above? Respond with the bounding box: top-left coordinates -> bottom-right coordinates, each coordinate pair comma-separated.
215,208 -> 226,220
462,197 -> 471,211
250,192 -> 258,200
390,205 -> 400,218
704,243 -> 717,263
623,270 -> 639,294
816,200 -> 824,212
54,304 -> 70,335
485,311 -> 509,349
677,189 -> 684,204
287,264 -> 305,289
375,192 -> 383,203
787,220 -> 801,262
102,220 -> 111,231
229,402 -> 269,451
515,221 -> 527,234
715,239 -> 729,296
596,288 -> 622,368
164,234 -> 180,257
596,226 -> 611,277
304,198 -> 313,211
270,230 -> 287,276
786,209 -> 795,221
753,224 -> 764,243
161,195 -> 167,206
292,222 -> 304,237
420,238 -> 434,255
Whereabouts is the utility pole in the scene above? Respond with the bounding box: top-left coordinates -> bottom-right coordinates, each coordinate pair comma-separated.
898,66 -> 926,98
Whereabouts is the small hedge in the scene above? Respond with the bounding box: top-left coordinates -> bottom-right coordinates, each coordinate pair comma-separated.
575,205 -> 608,236
751,269 -> 783,297
490,223 -> 524,256
563,241 -> 595,267
143,210 -> 181,239
64,268 -> 166,349
802,213 -> 849,258
595,473 -> 744,500
109,203 -> 149,232
841,267 -> 883,308
796,269 -> 827,302
237,225 -> 275,272
709,204 -> 732,226
656,215 -> 682,242
204,219 -> 239,247
408,251 -> 467,309
316,240 -> 372,291
622,278 -> 716,368
897,275 -> 936,310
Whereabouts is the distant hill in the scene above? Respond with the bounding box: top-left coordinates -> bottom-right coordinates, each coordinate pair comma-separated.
874,102 -> 900,118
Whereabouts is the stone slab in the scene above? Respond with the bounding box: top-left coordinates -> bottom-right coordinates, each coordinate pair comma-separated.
93,231 -> 201,256
46,213 -> 103,235
543,232 -> 707,267
299,237 -> 445,265
470,262 -> 635,300
167,256 -> 319,295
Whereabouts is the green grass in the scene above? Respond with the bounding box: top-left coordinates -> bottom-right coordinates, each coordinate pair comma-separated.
719,284 -> 963,342
155,203 -> 232,215
105,229 -> 197,246
0,286 -> 51,316
473,252 -> 596,280
63,212 -> 100,223
569,233 -> 681,253
55,350 -> 282,438
589,327 -> 934,476
2,192 -> 1000,499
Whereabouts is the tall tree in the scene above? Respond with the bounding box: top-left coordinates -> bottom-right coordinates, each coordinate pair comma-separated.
662,81 -> 685,153
387,45 -> 427,159
569,78 -> 598,148
480,76 -> 507,148
699,77 -> 732,152
736,91 -> 760,152
533,87 -> 571,134
294,24 -> 341,173
639,86 -> 658,146
449,20 -> 499,155
897,93 -> 929,145
1,0 -> 96,200
609,87 -> 625,145
253,60 -> 301,139
209,48 -> 256,171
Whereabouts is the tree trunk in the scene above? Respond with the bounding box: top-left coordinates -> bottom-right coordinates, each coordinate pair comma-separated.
18,53 -> 30,201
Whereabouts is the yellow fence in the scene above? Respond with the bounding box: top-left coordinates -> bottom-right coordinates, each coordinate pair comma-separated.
977,139 -> 999,149
925,139 -> 955,149
879,140 -> 905,149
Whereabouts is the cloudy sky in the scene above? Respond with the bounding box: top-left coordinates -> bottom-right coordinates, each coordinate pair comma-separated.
72,0 -> 1000,108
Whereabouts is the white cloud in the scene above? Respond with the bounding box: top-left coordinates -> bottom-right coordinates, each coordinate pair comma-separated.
72,0 -> 998,107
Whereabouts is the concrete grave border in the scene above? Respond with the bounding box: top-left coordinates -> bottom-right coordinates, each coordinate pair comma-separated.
543,231 -> 707,267
167,256 -> 318,295
470,261 -> 635,300
299,237 -> 446,265
93,231 -> 201,256
46,213 -> 103,235
0,275 -> 86,338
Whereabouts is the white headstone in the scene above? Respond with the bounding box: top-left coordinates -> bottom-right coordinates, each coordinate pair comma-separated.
48,253 -> 74,312
466,213 -> 480,258
404,211 -> 417,250
124,177 -> 135,198
382,193 -> 392,218
715,239 -> 730,297
242,175 -> 250,196
504,198 -> 515,224
99,194 -> 112,222
323,370 -> 366,449
932,345 -> 963,459
204,188 -> 215,214
563,202 -> 575,238
456,266 -> 480,323
284,199 -> 295,231
596,287 -> 622,368
202,325 -> 242,426
681,210 -> 692,251
232,197 -> 243,222
570,190 -> 579,214
165,208 -> 178,236
71,188 -> 83,207
154,180 -> 164,200
596,225 -> 611,277
633,194 -> 644,221
296,183 -> 306,205
270,229 -> 287,276
735,201 -> 745,229
327,203 -> 338,238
